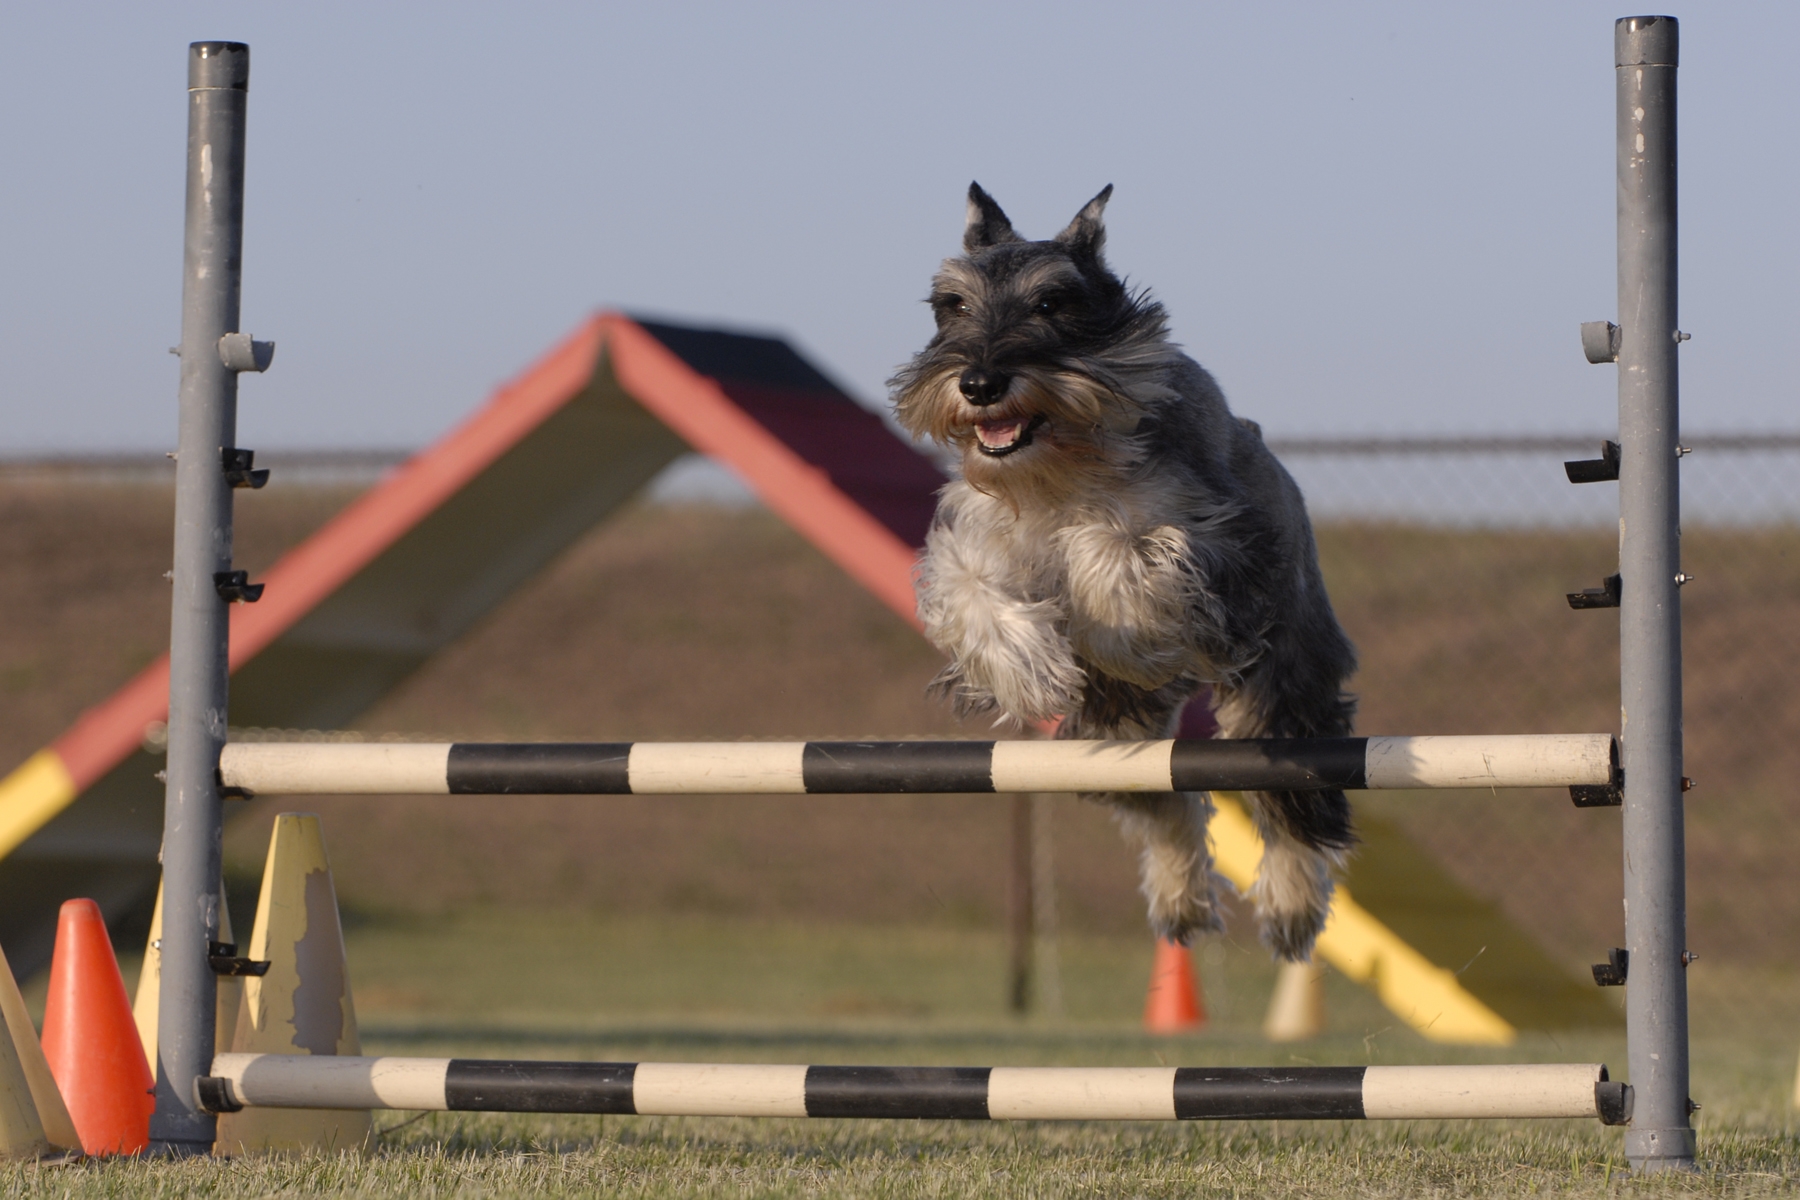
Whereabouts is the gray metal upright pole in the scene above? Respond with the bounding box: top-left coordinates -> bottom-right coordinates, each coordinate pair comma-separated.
1613,15 -> 1693,1173
151,41 -> 251,1155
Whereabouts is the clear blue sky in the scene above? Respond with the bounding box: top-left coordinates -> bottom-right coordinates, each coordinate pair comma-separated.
1,2 -> 1793,454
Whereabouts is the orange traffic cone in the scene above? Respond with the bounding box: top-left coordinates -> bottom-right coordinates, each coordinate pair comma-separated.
40,899 -> 154,1156
1143,939 -> 1207,1033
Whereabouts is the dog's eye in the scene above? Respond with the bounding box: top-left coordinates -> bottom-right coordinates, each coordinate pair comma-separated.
934,294 -> 971,319
1034,297 -> 1061,317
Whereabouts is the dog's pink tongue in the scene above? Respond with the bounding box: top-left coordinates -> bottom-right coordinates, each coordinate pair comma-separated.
976,417 -> 1027,448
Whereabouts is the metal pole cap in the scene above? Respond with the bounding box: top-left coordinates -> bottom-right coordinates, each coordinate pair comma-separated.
189,41 -> 249,91
1616,16 -> 1678,68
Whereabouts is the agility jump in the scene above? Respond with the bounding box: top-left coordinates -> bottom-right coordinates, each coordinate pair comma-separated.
184,738 -> 1643,1133
196,730 -> 1629,1129
144,17 -> 1696,1173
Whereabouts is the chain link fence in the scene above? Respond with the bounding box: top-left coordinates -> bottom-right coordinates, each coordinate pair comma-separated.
1272,434 -> 1800,1043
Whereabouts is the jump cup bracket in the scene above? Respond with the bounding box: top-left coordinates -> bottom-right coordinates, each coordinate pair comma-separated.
1592,947 -> 1629,987
208,940 -> 271,977
222,447 -> 270,489
1567,573 -> 1621,610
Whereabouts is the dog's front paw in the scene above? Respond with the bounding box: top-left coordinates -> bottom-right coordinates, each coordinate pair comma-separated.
917,549 -> 1084,722
960,619 -> 1085,723
925,662 -> 1004,722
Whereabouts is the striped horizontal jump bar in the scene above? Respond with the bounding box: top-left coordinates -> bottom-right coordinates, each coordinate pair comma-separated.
218,734 -> 1618,796
202,1057 -> 1615,1122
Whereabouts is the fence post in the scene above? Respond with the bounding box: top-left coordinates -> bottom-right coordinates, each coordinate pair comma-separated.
150,40 -> 252,1155
1007,795 -> 1033,1013
1613,15 -> 1693,1172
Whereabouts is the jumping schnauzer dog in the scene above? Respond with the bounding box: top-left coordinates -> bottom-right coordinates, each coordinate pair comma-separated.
891,183 -> 1358,961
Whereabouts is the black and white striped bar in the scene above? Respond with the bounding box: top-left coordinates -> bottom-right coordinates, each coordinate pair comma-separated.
204,1057 -> 1627,1129
201,1057 -> 1618,1122
217,734 -> 1617,796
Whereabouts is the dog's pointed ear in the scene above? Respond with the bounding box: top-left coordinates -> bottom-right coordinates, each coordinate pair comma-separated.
964,182 -> 1021,254
1054,184 -> 1114,257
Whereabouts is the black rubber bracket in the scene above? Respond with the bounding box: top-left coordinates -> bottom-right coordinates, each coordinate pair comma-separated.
1592,947 -> 1629,987
1571,783 -> 1623,807
1571,740 -> 1623,807
1565,440 -> 1621,483
208,940 -> 271,977
195,1076 -> 244,1114
1567,573 -> 1621,610
222,447 -> 270,489
1595,1076 -> 1634,1126
214,570 -> 264,603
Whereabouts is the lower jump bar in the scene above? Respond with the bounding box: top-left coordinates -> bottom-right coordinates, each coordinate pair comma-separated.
217,734 -> 1618,796
200,1057 -> 1623,1122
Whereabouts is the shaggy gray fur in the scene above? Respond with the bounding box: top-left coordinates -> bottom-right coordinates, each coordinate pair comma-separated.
890,183 -> 1358,961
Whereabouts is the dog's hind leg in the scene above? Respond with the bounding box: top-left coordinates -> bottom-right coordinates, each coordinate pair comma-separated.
1061,675 -> 1222,944
1212,604 -> 1358,961
1108,790 -> 1226,944
1236,804 -> 1340,961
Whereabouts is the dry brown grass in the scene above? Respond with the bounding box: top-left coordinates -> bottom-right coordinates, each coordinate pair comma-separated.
3,481 -> 1796,989
0,480 -> 361,767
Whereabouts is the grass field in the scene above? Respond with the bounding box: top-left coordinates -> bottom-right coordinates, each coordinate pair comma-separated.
12,1112 -> 1798,1197
15,909 -> 1800,1195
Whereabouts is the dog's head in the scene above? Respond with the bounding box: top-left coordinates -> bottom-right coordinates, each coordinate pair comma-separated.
890,182 -> 1172,503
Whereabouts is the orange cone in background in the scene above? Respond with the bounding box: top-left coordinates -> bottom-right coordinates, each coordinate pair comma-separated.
1140,699 -> 1218,1037
1143,939 -> 1207,1033
40,900 -> 154,1156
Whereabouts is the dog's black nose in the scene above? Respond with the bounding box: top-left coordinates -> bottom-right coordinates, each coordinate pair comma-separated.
958,368 -> 1010,407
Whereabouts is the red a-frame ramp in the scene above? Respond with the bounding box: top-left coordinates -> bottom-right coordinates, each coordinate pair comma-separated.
0,314 -> 941,972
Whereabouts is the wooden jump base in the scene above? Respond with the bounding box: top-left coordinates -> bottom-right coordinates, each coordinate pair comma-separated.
218,734 -> 1618,797
200,1056 -> 1626,1124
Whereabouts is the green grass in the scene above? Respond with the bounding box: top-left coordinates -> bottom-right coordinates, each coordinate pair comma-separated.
9,1118 -> 1797,1198
26,909 -> 1800,1195
339,908 -> 1338,1034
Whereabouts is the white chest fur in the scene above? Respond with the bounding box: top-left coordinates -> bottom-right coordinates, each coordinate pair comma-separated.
917,480 -> 1237,719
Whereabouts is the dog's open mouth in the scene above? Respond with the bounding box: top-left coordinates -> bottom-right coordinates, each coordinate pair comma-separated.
974,413 -> 1046,457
